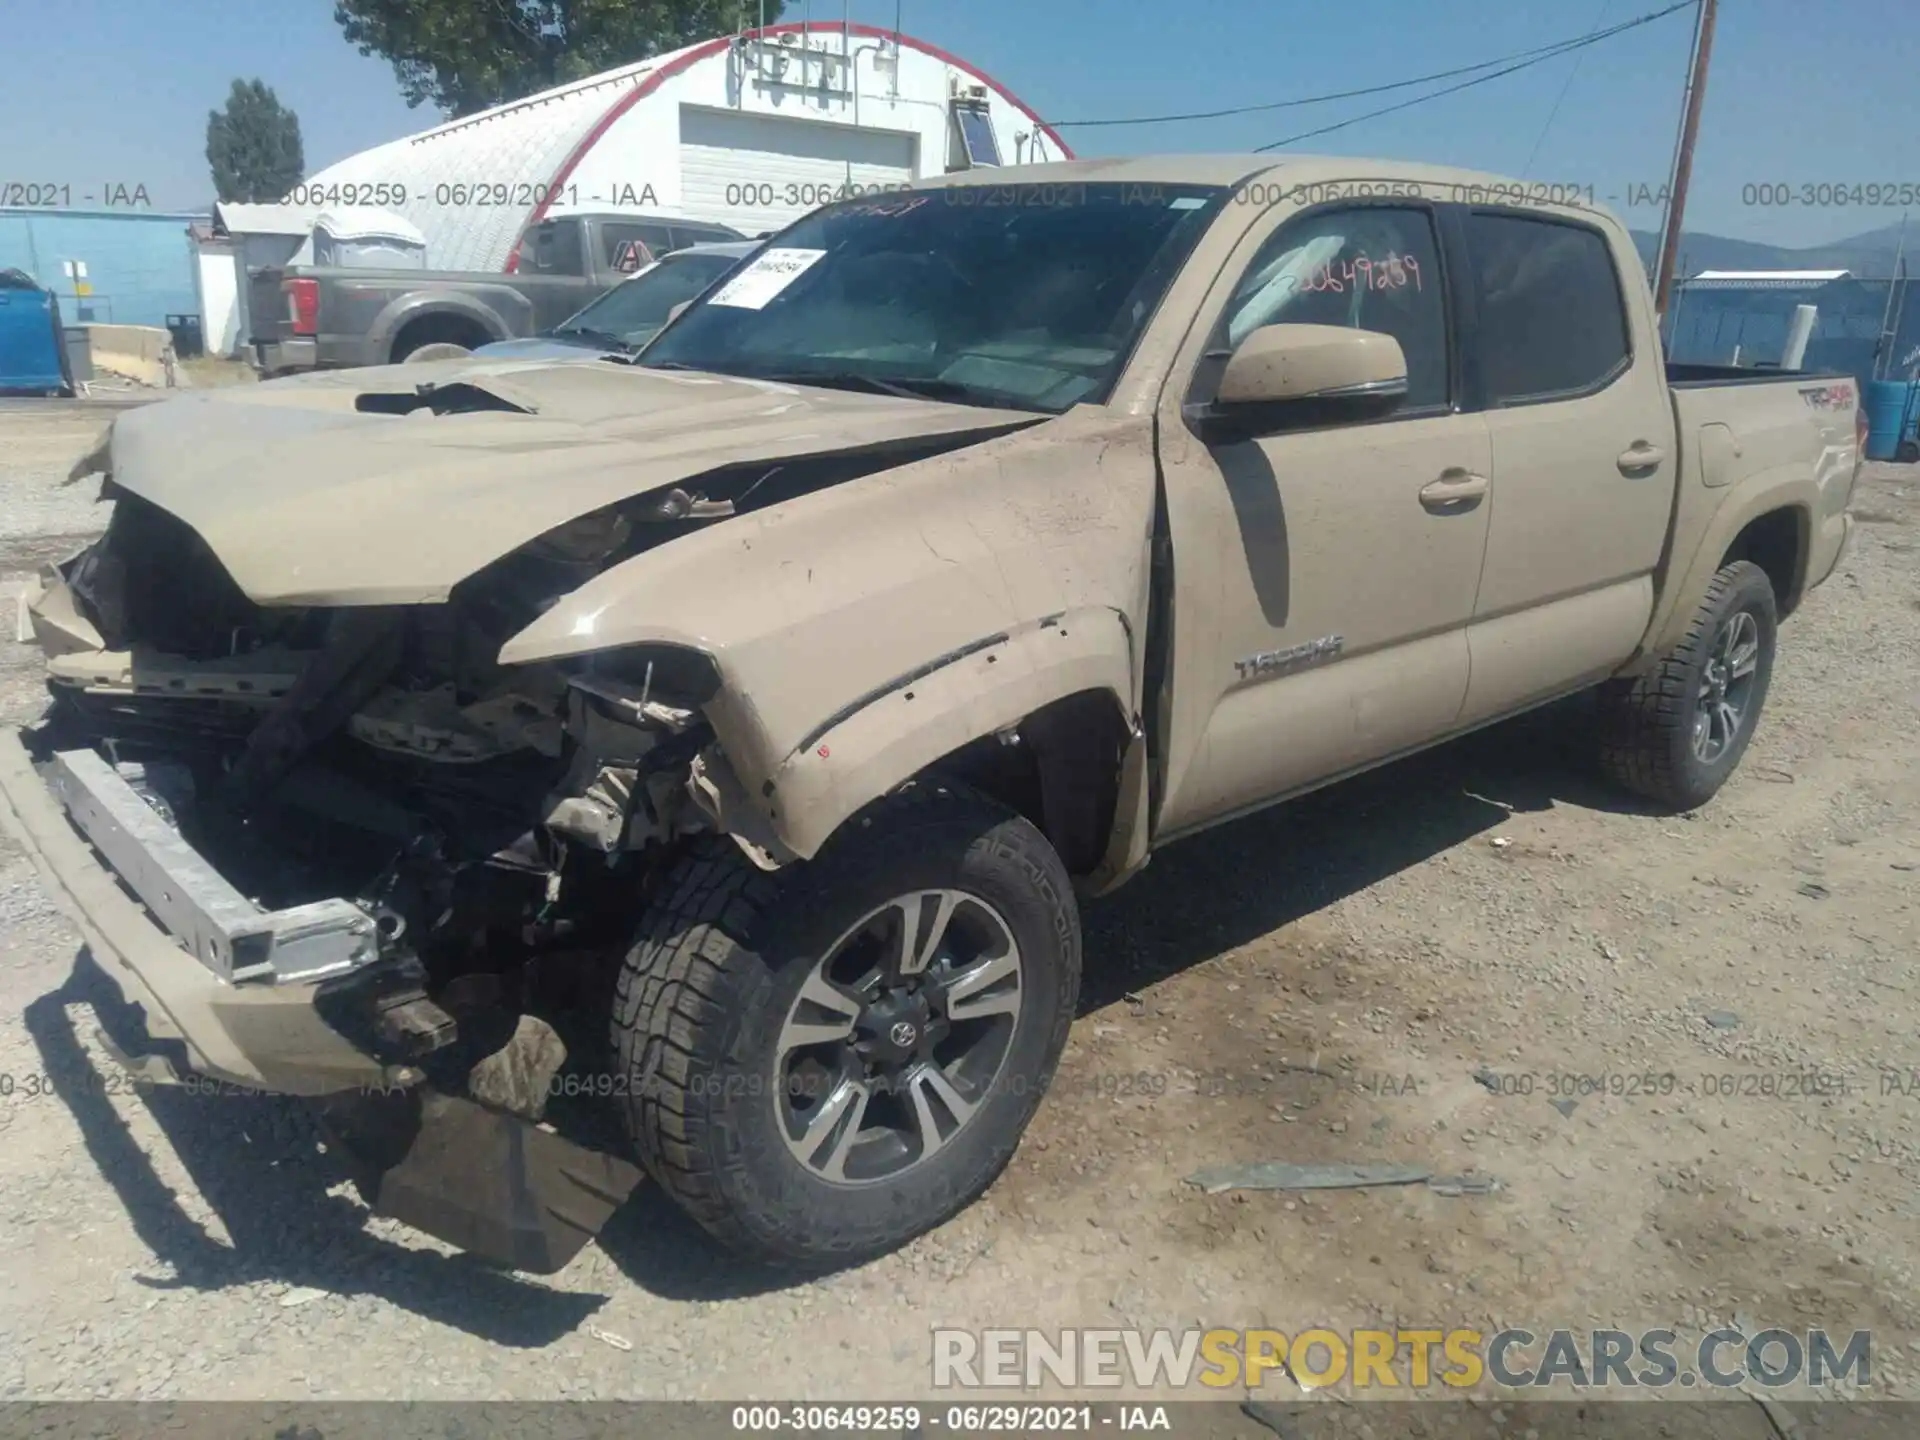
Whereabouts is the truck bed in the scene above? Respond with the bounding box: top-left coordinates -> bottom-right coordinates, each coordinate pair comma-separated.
1665,361 -> 1852,387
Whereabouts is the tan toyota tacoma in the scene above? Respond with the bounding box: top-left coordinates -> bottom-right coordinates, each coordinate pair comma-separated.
0,157 -> 1863,1271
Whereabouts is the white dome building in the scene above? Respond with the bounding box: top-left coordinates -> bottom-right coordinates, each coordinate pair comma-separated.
299,22 -> 1072,274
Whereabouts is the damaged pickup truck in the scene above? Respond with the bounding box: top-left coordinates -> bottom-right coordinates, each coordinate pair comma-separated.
0,157 -> 1862,1271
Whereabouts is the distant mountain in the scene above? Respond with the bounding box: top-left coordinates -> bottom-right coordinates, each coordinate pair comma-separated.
1630,221 -> 1915,278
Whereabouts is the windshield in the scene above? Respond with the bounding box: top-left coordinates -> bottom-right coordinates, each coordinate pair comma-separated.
554,250 -> 746,348
642,183 -> 1228,411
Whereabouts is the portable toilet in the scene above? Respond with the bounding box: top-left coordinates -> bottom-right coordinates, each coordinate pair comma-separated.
0,268 -> 73,396
297,208 -> 429,269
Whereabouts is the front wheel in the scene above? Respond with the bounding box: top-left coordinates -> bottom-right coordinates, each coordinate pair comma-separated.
1597,559 -> 1777,810
613,782 -> 1081,1266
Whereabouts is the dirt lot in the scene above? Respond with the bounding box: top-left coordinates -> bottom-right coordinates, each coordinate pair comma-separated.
0,397 -> 1915,1421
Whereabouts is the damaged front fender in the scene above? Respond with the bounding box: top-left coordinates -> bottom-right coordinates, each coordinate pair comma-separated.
767,610 -> 1135,858
500,408 -> 1161,861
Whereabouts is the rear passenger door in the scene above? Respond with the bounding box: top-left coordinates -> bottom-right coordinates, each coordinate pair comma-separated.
1453,210 -> 1675,725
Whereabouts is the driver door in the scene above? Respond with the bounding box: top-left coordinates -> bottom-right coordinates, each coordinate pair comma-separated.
1152,201 -> 1493,837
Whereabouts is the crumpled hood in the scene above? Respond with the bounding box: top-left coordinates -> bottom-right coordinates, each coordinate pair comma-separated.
100,358 -> 1041,606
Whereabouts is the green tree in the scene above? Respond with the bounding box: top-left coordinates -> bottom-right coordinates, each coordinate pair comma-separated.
336,0 -> 785,118
205,79 -> 306,204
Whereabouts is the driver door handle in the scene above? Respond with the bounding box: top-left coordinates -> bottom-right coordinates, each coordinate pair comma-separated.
1419,469 -> 1489,511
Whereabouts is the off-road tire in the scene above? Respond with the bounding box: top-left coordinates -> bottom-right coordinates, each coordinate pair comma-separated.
1597,559 -> 1778,810
612,781 -> 1081,1266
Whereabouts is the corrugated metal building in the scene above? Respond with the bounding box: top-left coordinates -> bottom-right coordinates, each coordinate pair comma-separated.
1668,268 -> 1920,387
0,208 -> 204,328
291,22 -> 1069,273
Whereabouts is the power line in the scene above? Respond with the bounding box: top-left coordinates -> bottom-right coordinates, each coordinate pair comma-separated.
1520,0 -> 1615,178
1044,0 -> 1695,131
1256,0 -> 1696,152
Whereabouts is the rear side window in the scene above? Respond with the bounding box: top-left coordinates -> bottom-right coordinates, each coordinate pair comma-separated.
1464,213 -> 1629,404
601,222 -> 678,273
526,220 -> 585,276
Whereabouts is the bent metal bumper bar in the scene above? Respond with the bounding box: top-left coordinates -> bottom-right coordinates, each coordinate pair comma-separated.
48,747 -> 378,985
0,727 -> 643,1271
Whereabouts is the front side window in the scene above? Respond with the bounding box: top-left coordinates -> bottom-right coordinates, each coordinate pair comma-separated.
642,183 -> 1228,412
1464,212 -> 1629,404
1216,205 -> 1449,412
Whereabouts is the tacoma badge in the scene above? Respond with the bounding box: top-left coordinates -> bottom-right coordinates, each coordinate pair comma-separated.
1233,634 -> 1345,684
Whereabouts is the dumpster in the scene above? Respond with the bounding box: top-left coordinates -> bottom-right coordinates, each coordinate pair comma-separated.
1863,379 -> 1920,462
164,312 -> 205,360
0,268 -> 73,396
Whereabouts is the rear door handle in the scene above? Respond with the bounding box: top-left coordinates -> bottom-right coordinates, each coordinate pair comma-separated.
1617,442 -> 1666,472
1419,469 -> 1489,511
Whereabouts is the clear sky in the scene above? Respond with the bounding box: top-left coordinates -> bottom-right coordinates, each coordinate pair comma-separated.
2,0 -> 1913,248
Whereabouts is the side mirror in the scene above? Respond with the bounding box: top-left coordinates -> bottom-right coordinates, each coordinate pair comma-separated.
1188,324 -> 1409,442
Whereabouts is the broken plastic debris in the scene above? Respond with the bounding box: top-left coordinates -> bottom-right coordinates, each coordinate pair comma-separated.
1428,1173 -> 1501,1197
1187,1161 -> 1500,1197
277,1286 -> 328,1308
1188,1162 -> 1424,1194
587,1324 -> 633,1351
1489,836 -> 1513,848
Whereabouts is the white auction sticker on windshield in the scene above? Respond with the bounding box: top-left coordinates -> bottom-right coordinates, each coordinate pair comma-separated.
707,248 -> 827,310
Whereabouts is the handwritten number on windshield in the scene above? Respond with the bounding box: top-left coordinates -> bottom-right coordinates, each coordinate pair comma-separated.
1300,252 -> 1422,294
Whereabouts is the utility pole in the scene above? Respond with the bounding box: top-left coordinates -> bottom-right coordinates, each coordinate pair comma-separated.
1653,0 -> 1717,321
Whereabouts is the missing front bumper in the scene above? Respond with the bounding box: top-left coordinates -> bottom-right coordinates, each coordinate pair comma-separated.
0,727 -> 402,1094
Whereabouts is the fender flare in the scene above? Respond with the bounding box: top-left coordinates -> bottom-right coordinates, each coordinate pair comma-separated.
1633,467 -> 1815,667
749,608 -> 1136,860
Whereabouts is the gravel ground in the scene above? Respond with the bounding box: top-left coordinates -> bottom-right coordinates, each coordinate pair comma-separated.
0,396 -> 1916,1419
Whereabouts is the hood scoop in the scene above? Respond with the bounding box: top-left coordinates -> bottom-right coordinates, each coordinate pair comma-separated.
355,379 -> 538,418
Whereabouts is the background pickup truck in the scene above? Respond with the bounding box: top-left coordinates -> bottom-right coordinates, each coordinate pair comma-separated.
2,156 -> 1861,1274
246,210 -> 745,374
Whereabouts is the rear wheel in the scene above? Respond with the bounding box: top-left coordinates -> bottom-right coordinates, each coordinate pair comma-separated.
1597,559 -> 1777,809
399,341 -> 472,364
613,782 -> 1081,1266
